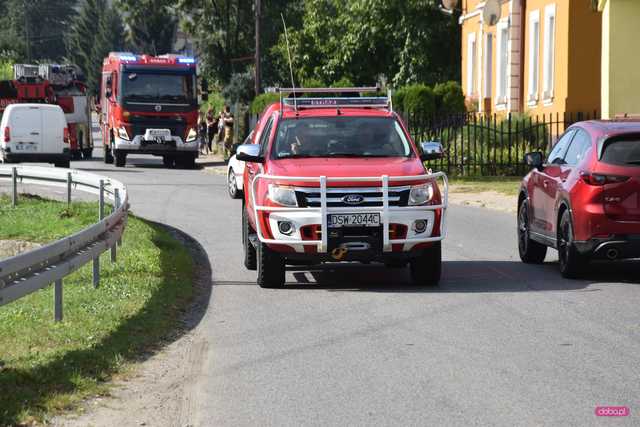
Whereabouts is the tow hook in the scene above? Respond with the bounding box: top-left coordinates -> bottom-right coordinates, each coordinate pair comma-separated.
331,247 -> 348,260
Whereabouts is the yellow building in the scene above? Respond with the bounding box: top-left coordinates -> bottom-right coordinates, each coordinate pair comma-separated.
598,0 -> 640,119
460,0 -> 601,118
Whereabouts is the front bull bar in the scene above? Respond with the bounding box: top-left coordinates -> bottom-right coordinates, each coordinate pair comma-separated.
250,173 -> 448,253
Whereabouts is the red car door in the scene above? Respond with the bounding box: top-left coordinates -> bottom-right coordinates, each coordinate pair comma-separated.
531,129 -> 576,235
245,115 -> 275,225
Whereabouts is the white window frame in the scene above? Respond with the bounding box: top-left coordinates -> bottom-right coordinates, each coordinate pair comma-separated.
466,32 -> 477,96
483,33 -> 493,99
496,19 -> 510,108
527,10 -> 540,105
543,3 -> 556,105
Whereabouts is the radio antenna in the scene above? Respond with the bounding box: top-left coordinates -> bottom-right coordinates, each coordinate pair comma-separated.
281,13 -> 297,111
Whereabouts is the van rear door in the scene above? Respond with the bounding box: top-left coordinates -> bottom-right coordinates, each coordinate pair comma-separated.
10,105 -> 42,154
41,107 -> 65,154
597,135 -> 640,222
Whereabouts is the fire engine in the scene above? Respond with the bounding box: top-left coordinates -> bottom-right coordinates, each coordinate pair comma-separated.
99,52 -> 202,168
0,64 -> 93,160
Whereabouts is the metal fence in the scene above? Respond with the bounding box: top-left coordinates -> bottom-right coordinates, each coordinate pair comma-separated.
405,111 -> 601,176
0,166 -> 128,322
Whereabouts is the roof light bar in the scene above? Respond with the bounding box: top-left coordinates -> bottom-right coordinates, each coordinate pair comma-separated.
119,55 -> 137,62
178,57 -> 196,64
282,97 -> 390,109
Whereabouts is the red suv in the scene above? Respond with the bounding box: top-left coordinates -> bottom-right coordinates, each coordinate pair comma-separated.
519,120 -> 640,277
237,87 -> 448,288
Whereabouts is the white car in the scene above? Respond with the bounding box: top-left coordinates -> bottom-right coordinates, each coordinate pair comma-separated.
227,153 -> 245,199
0,103 -> 71,167
227,131 -> 254,199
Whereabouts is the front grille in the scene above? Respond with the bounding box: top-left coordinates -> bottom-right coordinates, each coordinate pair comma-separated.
295,186 -> 410,208
128,115 -> 187,140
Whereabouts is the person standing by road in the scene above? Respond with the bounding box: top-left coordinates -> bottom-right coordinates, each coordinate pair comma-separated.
198,112 -> 208,155
205,107 -> 218,153
222,105 -> 235,161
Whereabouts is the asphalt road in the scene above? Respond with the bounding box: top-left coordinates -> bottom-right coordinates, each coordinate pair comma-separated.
8,133 -> 640,426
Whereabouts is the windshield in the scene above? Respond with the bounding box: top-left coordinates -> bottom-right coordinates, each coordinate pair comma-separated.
121,72 -> 195,104
272,117 -> 412,159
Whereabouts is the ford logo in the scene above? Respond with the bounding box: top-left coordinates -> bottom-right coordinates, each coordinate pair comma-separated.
342,194 -> 365,205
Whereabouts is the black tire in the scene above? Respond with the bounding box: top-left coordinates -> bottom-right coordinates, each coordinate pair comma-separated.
228,169 -> 242,199
54,160 -> 70,168
162,155 -> 175,168
177,154 -> 197,169
409,242 -> 442,286
71,150 -> 82,160
257,241 -> 286,288
104,136 -> 114,164
518,199 -> 547,263
82,148 -> 93,159
558,210 -> 588,279
385,260 -> 407,268
243,206 -> 257,270
114,150 -> 126,167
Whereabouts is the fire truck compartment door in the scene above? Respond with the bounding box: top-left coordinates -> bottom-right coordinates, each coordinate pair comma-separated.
9,106 -> 43,152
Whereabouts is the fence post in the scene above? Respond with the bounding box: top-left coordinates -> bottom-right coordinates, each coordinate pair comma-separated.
98,180 -> 104,220
54,279 -> 63,322
93,179 -> 105,288
114,188 -> 122,246
66,172 -> 72,206
11,166 -> 17,207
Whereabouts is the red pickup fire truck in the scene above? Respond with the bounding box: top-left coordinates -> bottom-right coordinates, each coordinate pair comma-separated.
99,52 -> 201,168
237,87 -> 448,288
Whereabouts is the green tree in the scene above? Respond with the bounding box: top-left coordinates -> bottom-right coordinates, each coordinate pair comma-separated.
1,0 -> 76,61
273,0 -> 460,88
119,0 -> 178,55
67,0 -> 126,94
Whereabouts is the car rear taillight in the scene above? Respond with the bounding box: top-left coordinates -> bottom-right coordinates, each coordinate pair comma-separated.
63,127 -> 70,144
3,127 -> 9,143
580,172 -> 629,186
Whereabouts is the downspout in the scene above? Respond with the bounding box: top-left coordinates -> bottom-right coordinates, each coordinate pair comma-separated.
520,0 -> 527,113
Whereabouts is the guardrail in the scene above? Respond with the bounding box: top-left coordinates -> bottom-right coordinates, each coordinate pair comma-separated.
0,165 -> 128,322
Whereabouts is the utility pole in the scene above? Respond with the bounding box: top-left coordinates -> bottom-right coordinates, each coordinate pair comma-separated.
254,0 -> 261,96
24,0 -> 32,62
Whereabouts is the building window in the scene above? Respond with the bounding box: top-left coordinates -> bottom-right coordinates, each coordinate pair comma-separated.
543,4 -> 556,103
466,32 -> 477,96
528,10 -> 540,105
484,33 -> 493,99
496,20 -> 509,106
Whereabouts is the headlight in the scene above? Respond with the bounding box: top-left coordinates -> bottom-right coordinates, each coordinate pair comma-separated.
268,184 -> 298,207
117,126 -> 130,141
409,183 -> 434,206
186,127 -> 198,142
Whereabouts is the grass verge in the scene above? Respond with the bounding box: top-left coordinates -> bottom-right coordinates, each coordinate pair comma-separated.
448,176 -> 522,197
0,194 -> 193,425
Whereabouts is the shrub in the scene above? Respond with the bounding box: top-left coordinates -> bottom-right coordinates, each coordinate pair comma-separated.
392,86 -> 410,111
403,84 -> 435,116
221,72 -> 254,105
434,81 -> 466,115
250,92 -> 280,115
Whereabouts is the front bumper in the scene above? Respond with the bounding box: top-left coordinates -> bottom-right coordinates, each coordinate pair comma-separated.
113,134 -> 199,154
251,173 -> 448,254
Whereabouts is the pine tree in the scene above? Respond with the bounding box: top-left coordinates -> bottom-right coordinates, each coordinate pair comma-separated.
119,0 -> 177,55
66,0 -> 104,79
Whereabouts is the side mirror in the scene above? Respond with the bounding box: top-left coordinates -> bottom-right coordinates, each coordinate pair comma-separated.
236,144 -> 264,163
419,141 -> 444,161
525,151 -> 544,170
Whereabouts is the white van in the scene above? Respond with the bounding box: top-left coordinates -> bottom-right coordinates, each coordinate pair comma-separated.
0,103 -> 71,167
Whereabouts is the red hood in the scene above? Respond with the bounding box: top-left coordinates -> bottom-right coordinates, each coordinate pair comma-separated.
265,157 -> 427,187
